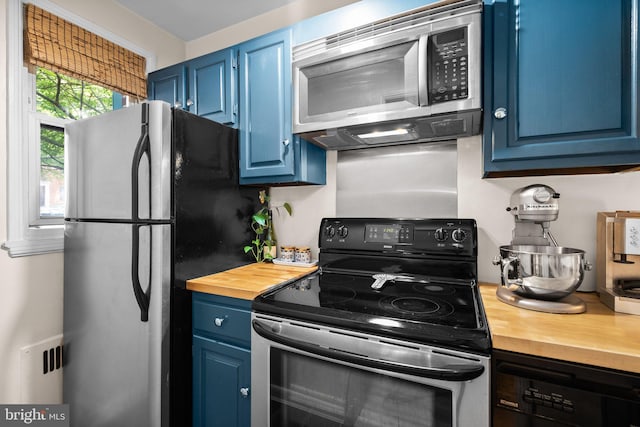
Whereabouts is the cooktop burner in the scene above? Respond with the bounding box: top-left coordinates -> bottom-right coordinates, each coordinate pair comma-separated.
252,218 -> 490,353
259,272 -> 478,329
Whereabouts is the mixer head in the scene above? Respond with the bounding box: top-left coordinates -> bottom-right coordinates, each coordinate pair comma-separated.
508,184 -> 560,223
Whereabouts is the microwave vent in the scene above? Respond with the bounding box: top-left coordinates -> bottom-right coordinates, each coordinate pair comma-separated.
293,0 -> 482,62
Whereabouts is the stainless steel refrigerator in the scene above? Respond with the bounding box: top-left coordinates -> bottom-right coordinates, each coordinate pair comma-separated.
63,101 -> 260,427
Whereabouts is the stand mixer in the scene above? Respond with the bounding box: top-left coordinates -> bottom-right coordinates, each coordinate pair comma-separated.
494,184 -> 591,314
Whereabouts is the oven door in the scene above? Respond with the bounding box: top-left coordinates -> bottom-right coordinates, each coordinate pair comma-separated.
251,314 -> 490,427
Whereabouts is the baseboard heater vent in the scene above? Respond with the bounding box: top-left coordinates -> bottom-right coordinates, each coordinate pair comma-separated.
43,344 -> 63,374
20,334 -> 63,403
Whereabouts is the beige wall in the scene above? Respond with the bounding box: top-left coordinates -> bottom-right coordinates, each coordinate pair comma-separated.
48,0 -> 186,70
186,0 -> 358,59
0,0 -> 184,403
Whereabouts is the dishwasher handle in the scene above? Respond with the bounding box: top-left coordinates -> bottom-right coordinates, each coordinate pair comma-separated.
252,320 -> 484,381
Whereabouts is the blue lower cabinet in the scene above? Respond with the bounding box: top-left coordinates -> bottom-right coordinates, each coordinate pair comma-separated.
192,293 -> 251,427
193,337 -> 251,427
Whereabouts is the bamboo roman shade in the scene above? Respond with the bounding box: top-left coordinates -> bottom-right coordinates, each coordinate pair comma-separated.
23,3 -> 147,99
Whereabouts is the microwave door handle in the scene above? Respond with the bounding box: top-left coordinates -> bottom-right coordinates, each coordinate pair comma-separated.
252,320 -> 484,381
418,34 -> 429,106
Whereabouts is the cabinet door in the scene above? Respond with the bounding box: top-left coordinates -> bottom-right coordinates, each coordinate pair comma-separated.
483,0 -> 640,176
189,50 -> 237,125
238,28 -> 295,179
147,63 -> 186,108
193,336 -> 251,427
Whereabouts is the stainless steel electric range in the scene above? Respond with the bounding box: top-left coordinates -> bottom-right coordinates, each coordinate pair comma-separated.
251,218 -> 491,427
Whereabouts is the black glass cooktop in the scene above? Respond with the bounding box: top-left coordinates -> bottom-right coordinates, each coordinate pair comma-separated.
253,270 -> 490,353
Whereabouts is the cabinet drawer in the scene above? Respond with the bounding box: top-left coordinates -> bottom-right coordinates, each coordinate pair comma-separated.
193,300 -> 251,346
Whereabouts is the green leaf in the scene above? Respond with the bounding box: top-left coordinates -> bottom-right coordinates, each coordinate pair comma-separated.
282,202 -> 292,216
253,213 -> 267,226
243,246 -> 252,253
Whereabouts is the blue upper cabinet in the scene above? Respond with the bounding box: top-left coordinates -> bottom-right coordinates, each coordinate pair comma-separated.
147,63 -> 186,108
238,28 -> 326,185
188,49 -> 237,125
483,0 -> 640,176
148,50 -> 237,126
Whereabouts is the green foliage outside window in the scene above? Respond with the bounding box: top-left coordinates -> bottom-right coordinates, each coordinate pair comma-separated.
36,68 -> 114,171
35,68 -> 115,217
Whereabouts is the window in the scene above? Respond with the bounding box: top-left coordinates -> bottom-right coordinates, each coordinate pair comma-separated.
34,68 -> 116,223
3,0 -> 153,257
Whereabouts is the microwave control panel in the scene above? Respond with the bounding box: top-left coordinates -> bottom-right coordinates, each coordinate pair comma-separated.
428,27 -> 469,104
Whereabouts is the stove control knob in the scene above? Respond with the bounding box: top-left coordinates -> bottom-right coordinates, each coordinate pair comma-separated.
337,225 -> 349,238
324,225 -> 336,238
434,228 -> 448,242
451,228 -> 467,243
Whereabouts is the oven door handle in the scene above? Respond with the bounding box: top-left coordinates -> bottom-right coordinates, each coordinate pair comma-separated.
252,320 -> 484,381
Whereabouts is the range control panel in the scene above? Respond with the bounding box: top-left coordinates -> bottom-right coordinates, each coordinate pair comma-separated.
319,218 -> 477,256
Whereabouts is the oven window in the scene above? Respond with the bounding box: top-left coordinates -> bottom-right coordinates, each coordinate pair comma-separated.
269,348 -> 452,427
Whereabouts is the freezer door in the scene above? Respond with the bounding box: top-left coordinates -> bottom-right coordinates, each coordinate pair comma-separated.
63,221 -> 171,427
65,101 -> 172,220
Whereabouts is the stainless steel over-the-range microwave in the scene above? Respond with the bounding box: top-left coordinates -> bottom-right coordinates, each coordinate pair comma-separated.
292,0 -> 482,150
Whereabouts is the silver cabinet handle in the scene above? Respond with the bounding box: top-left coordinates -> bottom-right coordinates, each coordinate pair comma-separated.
494,107 -> 507,120
214,317 -> 225,327
186,99 -> 194,107
240,387 -> 250,398
174,101 -> 182,109
282,139 -> 290,146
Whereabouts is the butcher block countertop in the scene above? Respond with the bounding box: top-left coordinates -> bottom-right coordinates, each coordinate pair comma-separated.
480,283 -> 640,374
186,262 -> 317,300
187,267 -> 640,374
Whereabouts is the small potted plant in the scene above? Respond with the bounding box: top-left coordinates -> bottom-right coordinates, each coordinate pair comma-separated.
244,190 -> 292,263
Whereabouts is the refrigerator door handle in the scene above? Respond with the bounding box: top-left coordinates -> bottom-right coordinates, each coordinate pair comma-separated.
131,103 -> 151,221
131,224 -> 151,322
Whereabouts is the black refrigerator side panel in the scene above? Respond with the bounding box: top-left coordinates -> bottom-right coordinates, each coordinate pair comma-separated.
170,108 -> 262,427
172,108 -> 261,284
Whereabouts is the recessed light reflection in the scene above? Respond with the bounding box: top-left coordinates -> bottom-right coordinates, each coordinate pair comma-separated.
368,317 -> 402,327
357,129 -> 410,139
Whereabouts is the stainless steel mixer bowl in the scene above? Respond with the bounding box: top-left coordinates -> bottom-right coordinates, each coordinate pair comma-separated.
496,245 -> 589,300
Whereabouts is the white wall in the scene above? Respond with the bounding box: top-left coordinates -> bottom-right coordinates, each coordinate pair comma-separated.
273,135 -> 640,293
458,136 -> 640,292
270,152 -> 338,260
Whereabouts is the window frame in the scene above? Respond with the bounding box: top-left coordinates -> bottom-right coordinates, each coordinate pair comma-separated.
3,0 -> 155,257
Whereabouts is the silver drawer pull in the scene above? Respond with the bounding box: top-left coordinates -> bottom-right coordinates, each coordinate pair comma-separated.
240,387 -> 250,398
214,317 -> 225,327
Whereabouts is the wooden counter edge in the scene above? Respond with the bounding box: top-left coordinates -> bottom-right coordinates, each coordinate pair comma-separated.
479,283 -> 640,374
186,263 -> 318,300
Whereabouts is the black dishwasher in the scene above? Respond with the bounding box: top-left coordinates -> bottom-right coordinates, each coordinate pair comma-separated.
492,349 -> 640,426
